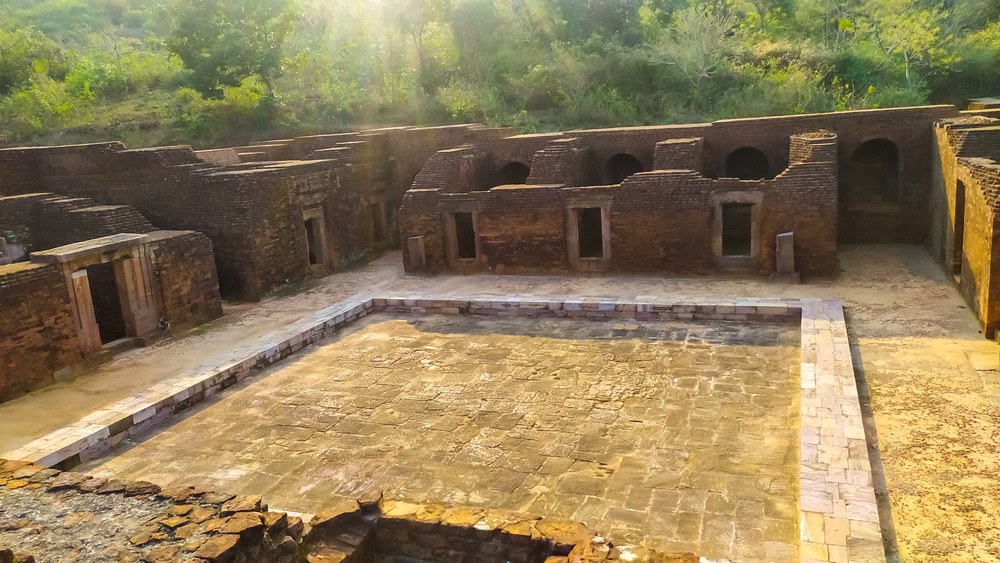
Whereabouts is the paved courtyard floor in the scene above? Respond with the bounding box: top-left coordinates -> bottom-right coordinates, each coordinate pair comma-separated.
80,315 -> 801,562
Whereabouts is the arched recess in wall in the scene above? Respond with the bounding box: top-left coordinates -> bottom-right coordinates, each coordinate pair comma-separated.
494,161 -> 531,187
848,139 -> 902,206
724,147 -> 770,180
605,153 -> 644,184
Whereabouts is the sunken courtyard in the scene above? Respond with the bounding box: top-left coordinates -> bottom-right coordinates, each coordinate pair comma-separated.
2,104 -> 1000,563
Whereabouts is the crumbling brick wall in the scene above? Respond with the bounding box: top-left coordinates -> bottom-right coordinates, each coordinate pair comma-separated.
954,158 -> 1000,336
525,138 -> 591,187
0,262 -> 79,402
148,231 -> 224,330
653,138 -> 704,173
400,132 -> 839,277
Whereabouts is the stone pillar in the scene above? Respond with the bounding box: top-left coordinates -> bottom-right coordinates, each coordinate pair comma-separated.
114,249 -> 159,337
69,269 -> 102,355
408,236 -> 426,269
770,231 -> 801,284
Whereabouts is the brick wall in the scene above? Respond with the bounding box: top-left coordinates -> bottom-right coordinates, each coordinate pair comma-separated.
955,158 -> 1000,336
525,138 -> 591,187
401,132 -> 839,277
0,262 -> 79,402
148,231 -> 224,330
653,138 -> 704,172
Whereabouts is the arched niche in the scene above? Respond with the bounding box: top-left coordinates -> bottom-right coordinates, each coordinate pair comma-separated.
605,153 -> 644,184
724,147 -> 770,180
494,161 -> 531,187
848,139 -> 902,205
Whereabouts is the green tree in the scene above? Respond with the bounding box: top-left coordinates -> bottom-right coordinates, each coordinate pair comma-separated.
167,0 -> 297,98
857,0 -> 956,89
0,26 -> 66,95
649,5 -> 738,109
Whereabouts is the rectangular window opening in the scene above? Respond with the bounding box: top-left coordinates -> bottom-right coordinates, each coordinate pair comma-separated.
371,202 -> 385,244
954,181 -> 966,276
454,212 -> 477,259
305,219 -> 320,265
721,203 -> 753,256
577,207 -> 604,258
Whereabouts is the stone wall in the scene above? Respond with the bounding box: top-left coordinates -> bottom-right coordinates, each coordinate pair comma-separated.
0,263 -> 78,402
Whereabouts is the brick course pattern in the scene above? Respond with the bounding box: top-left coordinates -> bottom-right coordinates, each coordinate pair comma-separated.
0,263 -> 79,402
0,126 -> 488,301
400,132 -> 838,278
930,117 -> 1000,336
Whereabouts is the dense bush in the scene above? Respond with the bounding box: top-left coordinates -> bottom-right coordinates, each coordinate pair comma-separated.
0,0 -> 999,148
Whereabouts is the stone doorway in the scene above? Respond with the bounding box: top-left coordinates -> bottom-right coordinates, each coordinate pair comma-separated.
32,234 -> 159,356
85,262 -> 127,345
303,207 -> 328,276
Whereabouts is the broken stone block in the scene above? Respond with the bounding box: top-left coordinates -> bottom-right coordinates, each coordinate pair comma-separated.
124,481 -> 161,497
78,476 -> 108,493
158,516 -> 189,529
770,231 -> 801,284
142,544 -> 180,563
193,534 -> 241,563
96,479 -> 127,495
47,472 -> 85,491
202,492 -> 236,505
220,495 -> 260,515
188,506 -> 218,524
263,512 -> 288,536
220,512 -> 264,544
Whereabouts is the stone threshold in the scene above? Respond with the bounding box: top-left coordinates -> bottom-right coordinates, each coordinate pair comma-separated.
2,292 -> 885,563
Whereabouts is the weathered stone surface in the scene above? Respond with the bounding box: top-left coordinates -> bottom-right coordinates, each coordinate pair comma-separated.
188,506 -> 218,524
47,472 -> 85,491
175,522 -> 200,540
142,544 -> 180,563
220,512 -> 264,543
78,476 -> 108,493
534,518 -> 591,555
263,512 -> 287,536
193,534 -> 241,563
202,492 -> 236,505
158,516 -> 188,529
123,481 -> 161,497
159,485 -> 202,503
169,504 -> 194,516
129,526 -> 161,546
96,479 -> 126,495
10,467 -> 40,480
200,517 -> 229,534
286,516 -> 304,542
27,469 -> 58,483
219,495 -> 261,515
309,501 -> 362,532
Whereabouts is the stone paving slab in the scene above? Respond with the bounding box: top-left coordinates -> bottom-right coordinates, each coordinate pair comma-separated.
3,292 -> 885,563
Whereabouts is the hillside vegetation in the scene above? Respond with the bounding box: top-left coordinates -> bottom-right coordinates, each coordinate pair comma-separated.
2,0 -> 1000,148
